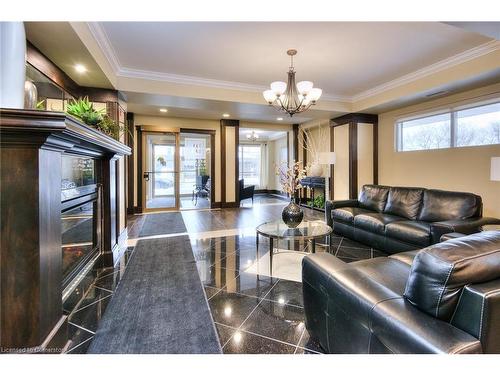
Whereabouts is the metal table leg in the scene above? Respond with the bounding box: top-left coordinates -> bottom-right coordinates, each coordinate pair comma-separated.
311,238 -> 316,254
269,237 -> 274,276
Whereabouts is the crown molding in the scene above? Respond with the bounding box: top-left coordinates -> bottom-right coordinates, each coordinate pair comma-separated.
352,40 -> 500,102
86,22 -> 499,106
87,22 -> 121,75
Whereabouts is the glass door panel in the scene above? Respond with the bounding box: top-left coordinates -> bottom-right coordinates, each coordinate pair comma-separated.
144,132 -> 179,210
179,133 -> 212,210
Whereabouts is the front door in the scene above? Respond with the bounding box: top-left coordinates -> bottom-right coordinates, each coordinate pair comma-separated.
142,131 -> 180,211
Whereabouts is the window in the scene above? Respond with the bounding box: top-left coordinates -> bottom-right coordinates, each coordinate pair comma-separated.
456,102 -> 500,147
396,100 -> 500,152
239,144 -> 261,187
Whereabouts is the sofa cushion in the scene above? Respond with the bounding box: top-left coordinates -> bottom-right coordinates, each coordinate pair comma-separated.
354,213 -> 403,234
385,221 -> 431,247
384,187 -> 424,220
404,231 -> 500,321
332,207 -> 373,224
389,250 -> 420,266
358,185 -> 390,212
418,189 -> 482,222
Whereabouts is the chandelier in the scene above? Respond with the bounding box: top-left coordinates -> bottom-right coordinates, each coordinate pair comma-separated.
246,131 -> 259,142
263,49 -> 322,117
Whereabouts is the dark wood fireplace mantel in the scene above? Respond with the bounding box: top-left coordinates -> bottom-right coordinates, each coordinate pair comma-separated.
0,109 -> 131,352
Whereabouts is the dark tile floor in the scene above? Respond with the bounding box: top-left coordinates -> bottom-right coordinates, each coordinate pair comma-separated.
192,230 -> 385,354
65,194 -> 387,354
64,247 -> 135,353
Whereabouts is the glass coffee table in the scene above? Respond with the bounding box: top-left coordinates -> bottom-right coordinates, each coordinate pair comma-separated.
256,220 -> 333,276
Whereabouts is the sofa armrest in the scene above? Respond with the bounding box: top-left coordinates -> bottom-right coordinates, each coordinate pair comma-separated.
430,217 -> 500,243
372,298 -> 482,354
325,199 -> 359,226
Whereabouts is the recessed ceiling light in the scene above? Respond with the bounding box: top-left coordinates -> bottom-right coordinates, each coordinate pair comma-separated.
159,108 -> 168,113
222,113 -> 230,118
74,64 -> 87,73
277,117 -> 283,121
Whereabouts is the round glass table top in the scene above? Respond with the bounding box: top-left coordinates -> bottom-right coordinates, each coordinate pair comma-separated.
256,220 -> 332,240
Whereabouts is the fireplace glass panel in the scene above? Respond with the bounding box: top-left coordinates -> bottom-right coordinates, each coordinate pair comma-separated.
61,156 -> 95,190
61,201 -> 97,279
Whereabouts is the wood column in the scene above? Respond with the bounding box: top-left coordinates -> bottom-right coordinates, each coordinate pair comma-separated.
220,119 -> 239,208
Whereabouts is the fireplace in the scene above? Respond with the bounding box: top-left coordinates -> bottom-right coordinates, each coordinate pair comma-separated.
61,155 -> 102,295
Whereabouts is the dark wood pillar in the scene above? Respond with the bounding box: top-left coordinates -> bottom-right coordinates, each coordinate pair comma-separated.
293,124 -> 299,162
220,119 -> 239,208
1,145 -> 64,350
126,112 -> 135,214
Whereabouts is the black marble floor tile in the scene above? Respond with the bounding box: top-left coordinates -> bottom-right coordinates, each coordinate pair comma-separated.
340,238 -> 371,249
197,264 -> 240,289
66,323 -> 94,354
264,279 -> 304,307
207,291 -> 260,328
223,329 -> 296,354
63,270 -> 97,314
204,286 -> 221,300
68,294 -> 112,333
297,329 -> 324,354
241,299 -> 305,346
223,273 -> 277,299
336,246 -> 372,259
72,286 -> 112,312
94,270 -> 125,292
214,323 -> 235,347
66,336 -> 94,354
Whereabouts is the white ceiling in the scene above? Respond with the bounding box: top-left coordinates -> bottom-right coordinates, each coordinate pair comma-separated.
100,22 -> 491,97
239,128 -> 287,141
25,22 -> 500,123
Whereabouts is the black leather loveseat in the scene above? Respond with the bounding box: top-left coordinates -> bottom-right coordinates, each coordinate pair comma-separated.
326,184 -> 499,253
302,231 -> 500,354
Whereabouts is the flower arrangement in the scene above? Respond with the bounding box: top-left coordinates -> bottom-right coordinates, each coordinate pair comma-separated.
276,161 -> 307,197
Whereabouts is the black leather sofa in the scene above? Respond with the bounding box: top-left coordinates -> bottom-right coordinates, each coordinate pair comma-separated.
326,184 -> 499,253
302,231 -> 500,354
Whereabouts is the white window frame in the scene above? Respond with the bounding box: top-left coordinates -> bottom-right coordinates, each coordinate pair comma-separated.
396,98 -> 500,152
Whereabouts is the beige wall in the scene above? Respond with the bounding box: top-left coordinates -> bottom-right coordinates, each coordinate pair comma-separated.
268,135 -> 288,190
133,115 -> 222,204
357,123 -> 375,192
333,125 -> 350,200
378,83 -> 500,218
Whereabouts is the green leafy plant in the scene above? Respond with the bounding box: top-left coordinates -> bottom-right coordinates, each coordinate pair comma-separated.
36,99 -> 45,110
66,96 -> 105,126
96,114 -> 133,141
198,159 -> 207,176
307,195 -> 325,209
157,156 -> 167,167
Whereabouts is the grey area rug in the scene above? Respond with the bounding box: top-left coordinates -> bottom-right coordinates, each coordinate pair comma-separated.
87,236 -> 222,354
139,212 -> 187,237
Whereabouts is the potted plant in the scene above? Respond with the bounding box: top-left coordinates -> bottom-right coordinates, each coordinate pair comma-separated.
66,96 -> 132,141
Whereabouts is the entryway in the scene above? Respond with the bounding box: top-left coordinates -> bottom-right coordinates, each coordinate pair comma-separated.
141,128 -> 215,212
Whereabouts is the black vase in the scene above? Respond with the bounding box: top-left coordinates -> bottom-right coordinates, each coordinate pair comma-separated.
282,200 -> 304,228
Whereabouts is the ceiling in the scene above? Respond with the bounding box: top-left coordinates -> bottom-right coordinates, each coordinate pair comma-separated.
239,128 -> 287,141
25,21 -> 500,124
99,22 -> 490,97
24,22 -> 113,89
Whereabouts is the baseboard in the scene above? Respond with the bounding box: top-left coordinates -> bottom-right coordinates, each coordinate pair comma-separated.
211,201 -> 222,209
112,228 -> 129,267
221,201 -> 240,208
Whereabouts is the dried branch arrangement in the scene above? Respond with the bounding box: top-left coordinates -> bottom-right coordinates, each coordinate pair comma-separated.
275,161 -> 308,196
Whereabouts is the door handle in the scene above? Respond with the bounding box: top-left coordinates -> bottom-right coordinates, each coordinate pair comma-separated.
143,172 -> 150,181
